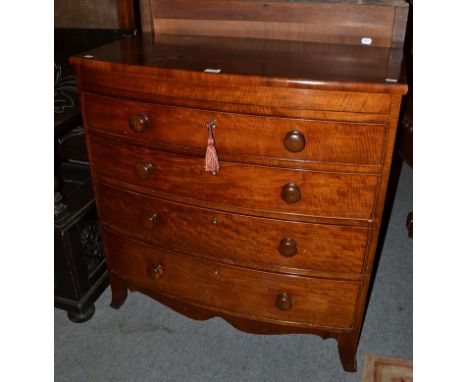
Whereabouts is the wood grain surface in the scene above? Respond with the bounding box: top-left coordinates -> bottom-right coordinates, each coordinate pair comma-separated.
80,71 -> 394,115
70,34 -> 407,93
149,0 -> 404,47
84,93 -> 388,166
97,183 -> 370,275
88,135 -> 381,220
105,229 -> 361,329
55,0 -> 120,29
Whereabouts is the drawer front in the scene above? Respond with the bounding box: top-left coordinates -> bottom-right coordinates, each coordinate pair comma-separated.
97,183 -> 369,274
105,230 -> 360,329
89,136 -> 380,220
84,93 -> 387,166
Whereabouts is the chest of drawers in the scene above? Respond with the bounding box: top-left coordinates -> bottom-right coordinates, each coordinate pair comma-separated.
71,0 -> 408,372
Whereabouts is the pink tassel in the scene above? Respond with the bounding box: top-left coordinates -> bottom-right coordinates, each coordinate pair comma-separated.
204,120 -> 220,175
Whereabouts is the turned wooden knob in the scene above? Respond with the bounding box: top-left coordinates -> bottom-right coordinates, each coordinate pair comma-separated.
147,263 -> 163,280
135,162 -> 154,180
279,238 -> 297,257
143,212 -> 159,229
284,130 -> 305,152
275,293 -> 292,311
281,183 -> 301,204
129,113 -> 149,133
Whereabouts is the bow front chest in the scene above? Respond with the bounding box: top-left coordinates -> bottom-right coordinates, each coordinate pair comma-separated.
71,0 -> 408,372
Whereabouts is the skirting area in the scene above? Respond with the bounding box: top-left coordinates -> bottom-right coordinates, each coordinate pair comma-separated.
54,163 -> 413,382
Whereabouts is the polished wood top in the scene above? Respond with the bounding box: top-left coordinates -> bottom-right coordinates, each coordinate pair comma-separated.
71,34 -> 407,94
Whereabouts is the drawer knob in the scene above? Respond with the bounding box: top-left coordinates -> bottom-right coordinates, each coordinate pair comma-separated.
284,130 -> 305,152
279,238 -> 297,257
143,212 -> 159,229
129,113 -> 150,133
281,183 -> 301,204
275,293 -> 292,311
147,263 -> 164,280
135,162 -> 154,180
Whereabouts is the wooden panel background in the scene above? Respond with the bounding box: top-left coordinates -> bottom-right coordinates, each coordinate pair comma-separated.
55,0 -> 136,29
140,0 -> 408,47
55,0 -> 119,29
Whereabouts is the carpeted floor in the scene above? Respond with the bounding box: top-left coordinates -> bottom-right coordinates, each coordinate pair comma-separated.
55,163 -> 413,382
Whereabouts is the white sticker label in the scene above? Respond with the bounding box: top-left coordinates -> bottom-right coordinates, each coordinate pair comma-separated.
385,78 -> 398,83
83,55 -> 94,59
204,68 -> 222,73
361,37 -> 373,45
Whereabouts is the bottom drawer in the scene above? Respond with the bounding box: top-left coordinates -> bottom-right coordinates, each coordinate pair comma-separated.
105,230 -> 361,330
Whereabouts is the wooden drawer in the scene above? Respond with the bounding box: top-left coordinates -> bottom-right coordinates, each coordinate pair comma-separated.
89,136 -> 380,220
97,183 -> 369,274
84,93 -> 387,166
105,230 -> 360,329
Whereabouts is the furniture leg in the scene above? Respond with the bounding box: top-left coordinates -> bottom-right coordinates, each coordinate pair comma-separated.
110,274 -> 128,309
67,304 -> 95,323
337,333 -> 358,372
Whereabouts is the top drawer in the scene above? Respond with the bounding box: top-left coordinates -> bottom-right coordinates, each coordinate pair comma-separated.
84,93 -> 387,166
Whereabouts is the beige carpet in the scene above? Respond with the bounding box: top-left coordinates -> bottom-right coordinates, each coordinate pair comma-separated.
362,354 -> 413,382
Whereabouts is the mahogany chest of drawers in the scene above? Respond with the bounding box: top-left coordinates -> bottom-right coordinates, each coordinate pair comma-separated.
71,0 -> 408,372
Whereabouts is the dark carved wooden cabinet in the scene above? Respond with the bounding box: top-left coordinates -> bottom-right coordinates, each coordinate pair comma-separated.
54,165 -> 107,323
54,28 -> 137,322
71,0 -> 408,371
